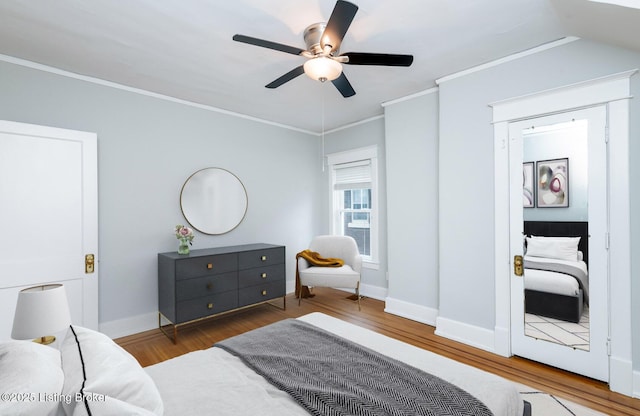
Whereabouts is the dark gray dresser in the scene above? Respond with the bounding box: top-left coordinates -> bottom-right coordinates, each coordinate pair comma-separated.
158,243 -> 285,342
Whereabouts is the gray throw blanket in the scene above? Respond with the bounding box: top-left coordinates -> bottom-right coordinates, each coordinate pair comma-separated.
215,319 -> 494,416
525,258 -> 589,303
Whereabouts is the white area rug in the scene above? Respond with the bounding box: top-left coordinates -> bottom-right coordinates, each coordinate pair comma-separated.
516,383 -> 607,416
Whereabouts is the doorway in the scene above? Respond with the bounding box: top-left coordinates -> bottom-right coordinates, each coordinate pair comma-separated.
490,70 -> 635,394
0,120 -> 99,339
508,107 -> 608,381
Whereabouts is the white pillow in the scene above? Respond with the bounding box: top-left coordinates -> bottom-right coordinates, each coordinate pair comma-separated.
0,340 -> 64,416
525,236 -> 581,261
60,326 -> 163,416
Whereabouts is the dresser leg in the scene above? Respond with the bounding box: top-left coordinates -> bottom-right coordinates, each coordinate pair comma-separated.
158,312 -> 178,344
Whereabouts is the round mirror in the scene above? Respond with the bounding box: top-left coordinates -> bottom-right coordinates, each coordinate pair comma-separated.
180,168 -> 248,235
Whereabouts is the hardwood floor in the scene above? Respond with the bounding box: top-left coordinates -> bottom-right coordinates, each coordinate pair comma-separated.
115,288 -> 640,415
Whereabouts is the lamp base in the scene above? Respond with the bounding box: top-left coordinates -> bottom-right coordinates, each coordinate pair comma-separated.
33,336 -> 56,345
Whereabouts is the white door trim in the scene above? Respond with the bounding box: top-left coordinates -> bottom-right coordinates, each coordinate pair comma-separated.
489,69 -> 636,395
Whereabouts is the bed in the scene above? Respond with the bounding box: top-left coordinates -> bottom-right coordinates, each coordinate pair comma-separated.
1,312 -> 531,416
523,221 -> 589,323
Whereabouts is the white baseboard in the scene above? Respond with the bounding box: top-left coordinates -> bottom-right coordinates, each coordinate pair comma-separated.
609,354 -> 634,397
100,312 -> 158,339
493,325 -> 511,357
360,283 -> 387,301
633,368 -> 640,399
286,281 -> 388,301
318,284 -> 388,301
435,316 -> 496,354
384,297 -> 438,326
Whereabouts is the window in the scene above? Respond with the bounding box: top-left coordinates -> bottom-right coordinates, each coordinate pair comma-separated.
327,146 -> 378,265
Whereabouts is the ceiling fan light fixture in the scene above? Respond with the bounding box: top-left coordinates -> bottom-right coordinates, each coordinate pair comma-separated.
303,57 -> 342,82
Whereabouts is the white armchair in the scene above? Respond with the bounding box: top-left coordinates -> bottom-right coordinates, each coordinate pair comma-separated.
297,235 -> 362,310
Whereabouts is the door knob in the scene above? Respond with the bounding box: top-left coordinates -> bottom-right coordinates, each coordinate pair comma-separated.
514,255 -> 524,277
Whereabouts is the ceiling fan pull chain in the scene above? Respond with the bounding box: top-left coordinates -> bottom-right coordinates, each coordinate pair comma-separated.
321,84 -> 326,172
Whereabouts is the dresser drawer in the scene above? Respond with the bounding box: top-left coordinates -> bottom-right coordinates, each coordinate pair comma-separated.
238,264 -> 284,289
176,272 -> 238,302
238,280 -> 285,307
238,247 -> 284,270
176,292 -> 238,323
175,253 -> 237,280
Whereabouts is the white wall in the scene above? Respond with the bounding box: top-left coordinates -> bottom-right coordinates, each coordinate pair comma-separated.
0,59 -> 322,337
383,91 -> 439,323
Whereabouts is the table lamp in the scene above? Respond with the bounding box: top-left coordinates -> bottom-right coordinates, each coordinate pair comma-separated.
11,284 -> 71,345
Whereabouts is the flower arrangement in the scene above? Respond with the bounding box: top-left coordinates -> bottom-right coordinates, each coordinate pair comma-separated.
175,225 -> 194,244
175,225 -> 194,254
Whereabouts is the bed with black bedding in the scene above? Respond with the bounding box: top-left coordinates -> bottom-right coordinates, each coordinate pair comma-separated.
523,221 -> 589,323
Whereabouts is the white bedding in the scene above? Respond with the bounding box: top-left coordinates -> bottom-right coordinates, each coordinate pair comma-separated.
524,255 -> 588,297
145,312 -> 524,416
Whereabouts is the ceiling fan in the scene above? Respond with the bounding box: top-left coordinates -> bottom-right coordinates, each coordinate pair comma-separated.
232,0 -> 413,98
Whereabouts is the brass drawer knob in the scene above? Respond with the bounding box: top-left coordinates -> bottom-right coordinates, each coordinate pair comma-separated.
261,290 -> 267,296
206,283 -> 213,290
207,303 -> 214,309
207,263 -> 213,269
261,272 -> 267,279
261,255 -> 267,261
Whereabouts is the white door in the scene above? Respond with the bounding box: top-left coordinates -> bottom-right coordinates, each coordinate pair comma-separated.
509,106 -> 609,381
0,120 -> 98,340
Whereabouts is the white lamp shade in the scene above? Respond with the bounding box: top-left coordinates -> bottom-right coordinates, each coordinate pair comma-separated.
11,284 -> 72,340
303,57 -> 342,81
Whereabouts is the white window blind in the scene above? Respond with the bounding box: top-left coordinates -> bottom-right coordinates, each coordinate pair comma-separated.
333,160 -> 371,190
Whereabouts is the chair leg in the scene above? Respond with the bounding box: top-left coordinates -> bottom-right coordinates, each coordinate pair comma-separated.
356,282 -> 361,311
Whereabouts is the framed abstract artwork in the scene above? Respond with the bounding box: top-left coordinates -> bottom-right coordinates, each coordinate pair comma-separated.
523,162 -> 534,208
537,158 -> 569,208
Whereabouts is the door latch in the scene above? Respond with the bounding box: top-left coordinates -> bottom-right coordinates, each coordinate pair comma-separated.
85,254 -> 95,274
514,255 -> 523,277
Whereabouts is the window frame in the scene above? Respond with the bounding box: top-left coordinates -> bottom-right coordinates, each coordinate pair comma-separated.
326,145 -> 379,268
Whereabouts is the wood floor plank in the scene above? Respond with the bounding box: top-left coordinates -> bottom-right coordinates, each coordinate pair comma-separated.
115,288 -> 640,415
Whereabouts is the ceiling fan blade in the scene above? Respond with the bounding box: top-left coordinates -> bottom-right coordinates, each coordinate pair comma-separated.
265,65 -> 305,89
233,34 -> 305,56
321,1 -> 358,52
331,72 -> 356,97
342,52 -> 414,66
